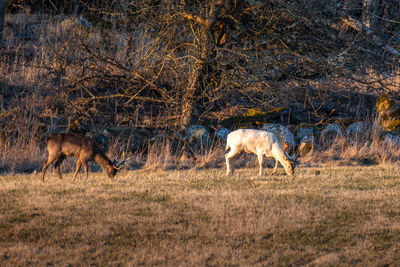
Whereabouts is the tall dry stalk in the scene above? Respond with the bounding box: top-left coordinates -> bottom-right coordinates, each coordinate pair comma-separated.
144,138 -> 176,170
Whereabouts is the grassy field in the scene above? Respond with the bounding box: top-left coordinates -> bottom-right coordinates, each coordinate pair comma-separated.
1,165 -> 400,266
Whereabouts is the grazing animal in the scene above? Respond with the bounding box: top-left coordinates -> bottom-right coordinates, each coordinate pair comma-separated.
40,133 -> 118,182
225,129 -> 298,176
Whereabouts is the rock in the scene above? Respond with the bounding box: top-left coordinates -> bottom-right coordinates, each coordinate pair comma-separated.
77,16 -> 93,29
61,16 -> 93,33
346,121 -> 367,138
215,128 -> 229,140
376,95 -> 400,131
115,156 -> 141,171
383,133 -> 400,146
48,124 -> 67,135
150,133 -> 170,144
320,123 -> 343,146
294,123 -> 317,143
183,125 -> 210,146
262,123 -> 295,152
87,132 -> 107,145
102,129 -> 111,136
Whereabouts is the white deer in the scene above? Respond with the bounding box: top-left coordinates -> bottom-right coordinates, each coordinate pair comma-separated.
225,129 -> 298,176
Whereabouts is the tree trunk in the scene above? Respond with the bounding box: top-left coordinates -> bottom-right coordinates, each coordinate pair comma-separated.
362,0 -> 378,28
180,29 -> 209,127
180,1 -> 222,128
180,65 -> 202,127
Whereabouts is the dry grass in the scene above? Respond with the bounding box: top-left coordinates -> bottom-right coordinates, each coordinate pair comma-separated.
1,11 -> 400,266
1,165 -> 400,266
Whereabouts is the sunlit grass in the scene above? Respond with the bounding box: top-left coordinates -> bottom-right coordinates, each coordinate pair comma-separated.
1,165 -> 400,265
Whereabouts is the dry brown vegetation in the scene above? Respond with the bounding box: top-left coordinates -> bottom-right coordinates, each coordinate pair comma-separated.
1,165 -> 400,266
1,2 -> 400,264
1,1 -> 400,133
0,1 -> 400,174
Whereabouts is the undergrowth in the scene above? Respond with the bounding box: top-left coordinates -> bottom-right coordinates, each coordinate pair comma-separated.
0,13 -> 399,174
1,116 -> 399,175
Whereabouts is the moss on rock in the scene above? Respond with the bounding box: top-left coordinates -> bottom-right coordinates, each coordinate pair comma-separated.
325,117 -> 353,128
376,95 -> 400,131
221,107 -> 286,128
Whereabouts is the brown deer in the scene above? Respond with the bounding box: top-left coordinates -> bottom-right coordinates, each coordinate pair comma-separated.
40,133 -> 119,182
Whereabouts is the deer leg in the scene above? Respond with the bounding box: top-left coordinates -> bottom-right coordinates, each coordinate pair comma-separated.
225,148 -> 240,176
72,160 -> 81,182
54,155 -> 65,180
81,160 -> 89,180
272,159 -> 279,175
257,153 -> 264,176
40,154 -> 58,182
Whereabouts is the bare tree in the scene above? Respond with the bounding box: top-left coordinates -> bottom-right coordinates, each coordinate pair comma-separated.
69,0 -> 256,127
55,0 -> 400,129
178,0 -> 222,127
362,0 -> 379,28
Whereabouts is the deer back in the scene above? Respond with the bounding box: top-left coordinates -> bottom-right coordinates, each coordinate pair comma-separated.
47,133 -> 96,158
